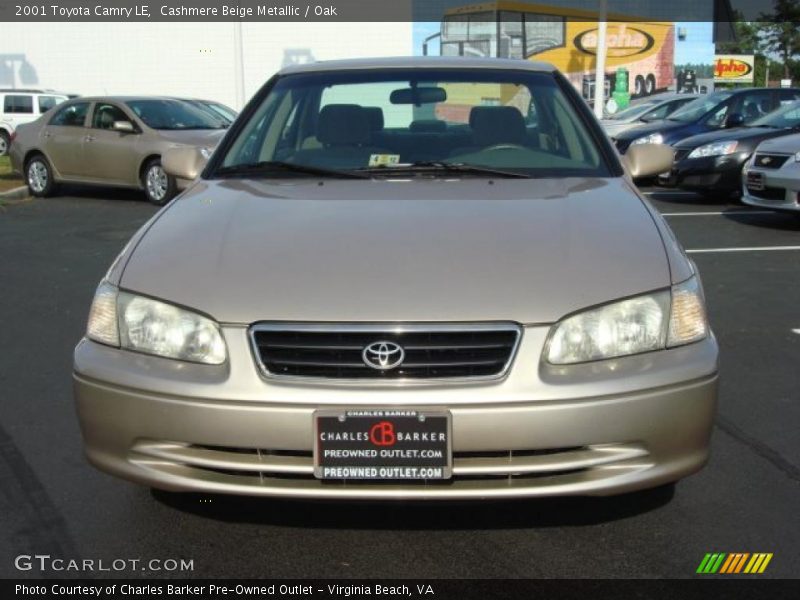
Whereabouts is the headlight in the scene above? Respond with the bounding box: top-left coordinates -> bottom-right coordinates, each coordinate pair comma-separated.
794,151 -> 800,163
687,141 -> 739,159
86,282 -> 227,364
547,276 -> 708,364
631,133 -> 664,146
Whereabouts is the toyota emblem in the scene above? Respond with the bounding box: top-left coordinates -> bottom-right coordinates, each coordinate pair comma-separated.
362,341 -> 405,370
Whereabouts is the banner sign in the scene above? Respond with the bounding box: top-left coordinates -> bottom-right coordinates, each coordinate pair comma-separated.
714,54 -> 755,83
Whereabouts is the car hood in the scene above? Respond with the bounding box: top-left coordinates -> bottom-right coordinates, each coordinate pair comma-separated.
156,128 -> 226,148
614,119 -> 686,141
753,131 -> 800,154
674,126 -> 788,150
601,120 -> 640,137
119,177 -> 671,324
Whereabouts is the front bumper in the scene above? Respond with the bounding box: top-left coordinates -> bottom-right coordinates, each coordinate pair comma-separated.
73,327 -> 719,500
669,154 -> 748,192
741,165 -> 800,213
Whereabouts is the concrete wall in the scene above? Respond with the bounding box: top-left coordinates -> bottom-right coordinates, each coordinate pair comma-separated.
0,22 -> 413,109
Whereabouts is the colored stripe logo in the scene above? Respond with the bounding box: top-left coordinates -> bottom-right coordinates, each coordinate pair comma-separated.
697,553 -> 773,574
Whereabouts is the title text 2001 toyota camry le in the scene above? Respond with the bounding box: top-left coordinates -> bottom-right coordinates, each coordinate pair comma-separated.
73,57 -> 718,500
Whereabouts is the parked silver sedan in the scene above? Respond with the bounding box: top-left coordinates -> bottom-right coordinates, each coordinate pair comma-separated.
742,132 -> 800,213
601,93 -> 698,138
73,57 -> 717,500
9,96 -> 226,204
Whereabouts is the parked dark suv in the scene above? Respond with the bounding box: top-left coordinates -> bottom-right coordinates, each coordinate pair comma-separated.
611,87 -> 800,155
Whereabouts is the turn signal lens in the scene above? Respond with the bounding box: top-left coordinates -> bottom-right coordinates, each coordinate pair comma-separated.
668,276 -> 708,347
86,281 -> 120,347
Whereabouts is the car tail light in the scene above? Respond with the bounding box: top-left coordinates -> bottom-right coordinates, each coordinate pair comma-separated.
9,131 -> 16,144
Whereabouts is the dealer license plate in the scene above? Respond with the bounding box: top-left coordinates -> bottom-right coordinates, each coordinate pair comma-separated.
746,171 -> 765,191
314,409 -> 452,480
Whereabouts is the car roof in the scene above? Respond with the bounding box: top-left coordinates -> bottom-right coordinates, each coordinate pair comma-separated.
279,56 -> 556,75
725,87 -> 800,94
60,96 -> 192,103
655,93 -> 698,101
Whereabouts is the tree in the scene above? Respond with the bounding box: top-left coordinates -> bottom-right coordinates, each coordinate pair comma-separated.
717,19 -> 762,55
760,0 -> 800,79
717,21 -> 777,86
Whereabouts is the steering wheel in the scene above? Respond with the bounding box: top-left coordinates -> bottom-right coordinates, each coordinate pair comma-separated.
484,143 -> 528,152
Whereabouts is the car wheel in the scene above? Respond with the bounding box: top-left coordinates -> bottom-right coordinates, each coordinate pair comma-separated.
645,74 -> 656,96
142,159 -> 177,206
0,130 -> 9,157
26,154 -> 57,197
634,75 -> 645,97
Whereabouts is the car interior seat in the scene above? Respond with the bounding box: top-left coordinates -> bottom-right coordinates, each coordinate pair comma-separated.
451,106 -> 528,156
291,104 -> 389,168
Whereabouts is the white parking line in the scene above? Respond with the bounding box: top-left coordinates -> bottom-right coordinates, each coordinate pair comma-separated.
687,246 -> 800,254
793,329 -> 800,335
662,210 -> 776,217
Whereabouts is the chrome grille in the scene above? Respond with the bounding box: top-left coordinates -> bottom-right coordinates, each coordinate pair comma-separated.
249,323 -> 521,381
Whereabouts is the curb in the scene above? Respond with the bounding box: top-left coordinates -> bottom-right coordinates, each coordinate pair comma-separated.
0,185 -> 29,202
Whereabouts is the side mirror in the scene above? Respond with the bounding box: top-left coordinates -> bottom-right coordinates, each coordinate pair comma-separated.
725,113 -> 745,128
623,143 -> 674,180
112,121 -> 135,133
162,146 -> 208,181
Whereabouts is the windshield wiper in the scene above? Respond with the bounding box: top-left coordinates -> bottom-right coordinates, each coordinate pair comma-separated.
357,161 -> 531,179
215,161 -> 369,179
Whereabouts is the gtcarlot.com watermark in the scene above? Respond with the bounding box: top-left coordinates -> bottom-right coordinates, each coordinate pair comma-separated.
14,554 -> 194,573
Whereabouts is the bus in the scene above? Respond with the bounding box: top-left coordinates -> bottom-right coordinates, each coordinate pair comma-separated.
433,2 -> 675,104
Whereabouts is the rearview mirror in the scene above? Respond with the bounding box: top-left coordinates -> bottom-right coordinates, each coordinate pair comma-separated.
622,143 -> 674,180
390,86 -> 447,105
112,121 -> 135,133
162,146 -> 208,181
725,113 -> 745,128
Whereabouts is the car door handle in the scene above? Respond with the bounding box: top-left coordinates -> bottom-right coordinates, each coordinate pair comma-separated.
42,132 -> 51,138
84,135 -> 95,142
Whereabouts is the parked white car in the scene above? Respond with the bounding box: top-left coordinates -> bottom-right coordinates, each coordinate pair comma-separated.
742,132 -> 800,214
0,89 -> 69,155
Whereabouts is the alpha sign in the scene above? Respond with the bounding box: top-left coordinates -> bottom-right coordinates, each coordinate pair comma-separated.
714,55 -> 755,83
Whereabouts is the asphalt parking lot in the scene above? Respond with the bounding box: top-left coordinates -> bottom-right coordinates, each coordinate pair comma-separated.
0,185 -> 798,579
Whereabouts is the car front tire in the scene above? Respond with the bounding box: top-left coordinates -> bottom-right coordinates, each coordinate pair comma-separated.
142,158 -> 177,206
26,154 -> 57,197
0,130 -> 9,157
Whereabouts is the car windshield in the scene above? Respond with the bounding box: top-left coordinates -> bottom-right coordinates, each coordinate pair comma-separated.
215,68 -> 609,179
181,100 -> 231,126
608,101 -> 659,121
126,99 -> 226,130
207,102 -> 237,122
668,92 -> 733,123
751,100 -> 800,129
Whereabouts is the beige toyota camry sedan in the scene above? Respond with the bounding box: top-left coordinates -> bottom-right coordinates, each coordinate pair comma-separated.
9,96 -> 227,204
73,57 -> 718,499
